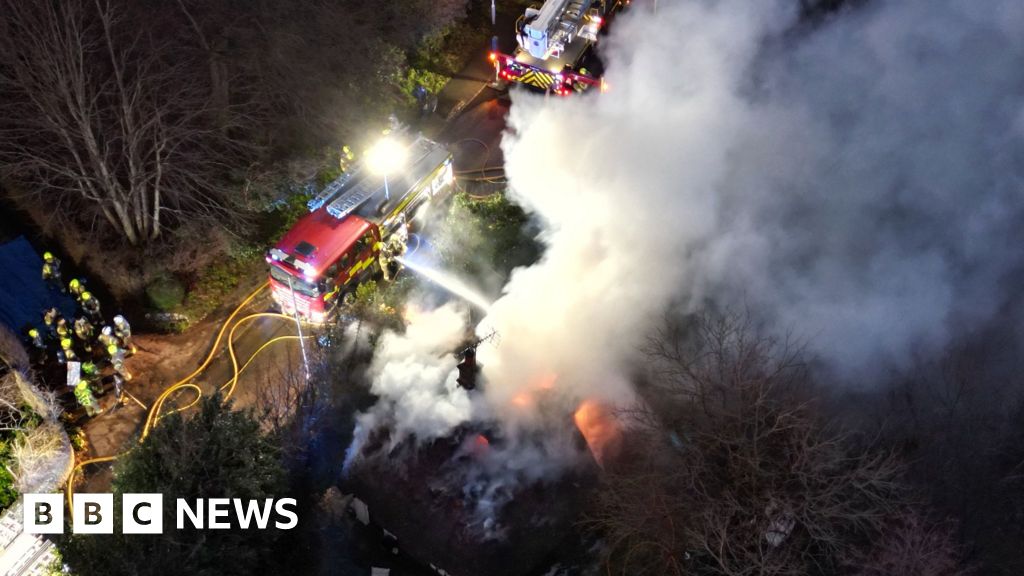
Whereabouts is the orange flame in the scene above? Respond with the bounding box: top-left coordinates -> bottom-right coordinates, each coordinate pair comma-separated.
535,372 -> 557,390
574,400 -> 622,468
512,392 -> 533,408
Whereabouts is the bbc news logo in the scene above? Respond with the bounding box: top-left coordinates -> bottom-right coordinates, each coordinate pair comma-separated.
24,494 -> 298,534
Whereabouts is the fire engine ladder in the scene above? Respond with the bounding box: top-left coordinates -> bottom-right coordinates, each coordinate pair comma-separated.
323,175 -> 379,220
307,166 -> 363,212
536,0 -> 594,54
322,137 -> 439,221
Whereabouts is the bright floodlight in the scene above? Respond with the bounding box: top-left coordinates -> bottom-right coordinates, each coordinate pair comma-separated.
366,137 -> 408,176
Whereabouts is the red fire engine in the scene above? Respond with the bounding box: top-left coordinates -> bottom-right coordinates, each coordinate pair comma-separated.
490,0 -> 627,95
267,136 -> 454,322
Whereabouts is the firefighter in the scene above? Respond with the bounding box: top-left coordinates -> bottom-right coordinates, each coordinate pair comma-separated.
42,307 -> 61,340
58,338 -> 77,364
74,316 -> 94,353
41,251 -> 64,291
107,344 -> 131,381
574,67 -> 590,92
80,361 -> 101,396
26,328 -> 46,362
111,372 -> 126,407
112,315 -> 136,355
26,327 -> 45,351
339,145 -> 355,173
98,325 -> 118,354
74,379 -> 101,417
80,291 -> 101,322
378,242 -> 396,282
68,278 -> 86,302
55,317 -> 71,341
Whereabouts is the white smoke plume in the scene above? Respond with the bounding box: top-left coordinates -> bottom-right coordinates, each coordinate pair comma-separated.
478,0 -> 1024,408
359,0 -> 1024,458
361,302 -> 474,441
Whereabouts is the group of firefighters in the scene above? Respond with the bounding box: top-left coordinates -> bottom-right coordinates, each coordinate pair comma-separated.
28,251 -> 136,418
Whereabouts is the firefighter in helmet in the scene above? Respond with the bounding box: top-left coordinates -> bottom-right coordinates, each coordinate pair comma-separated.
55,317 -> 71,341
74,379 -> 101,417
379,237 -> 407,282
98,325 -> 116,345
58,338 -> 77,364
80,360 -> 101,396
572,67 -> 590,92
74,316 -> 95,353
26,327 -> 45,351
26,328 -> 46,362
112,315 -> 136,356
339,145 -> 355,173
68,278 -> 86,302
108,343 -> 131,381
42,307 -> 61,340
98,326 -> 117,357
80,291 -> 101,322
379,218 -> 408,282
41,251 -> 64,291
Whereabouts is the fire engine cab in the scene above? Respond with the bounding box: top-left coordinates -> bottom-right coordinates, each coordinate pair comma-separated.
267,136 -> 454,322
491,0 -> 626,95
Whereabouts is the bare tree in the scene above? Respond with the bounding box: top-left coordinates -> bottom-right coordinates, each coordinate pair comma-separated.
0,0 -> 246,245
584,312 -> 964,576
254,349 -> 332,459
845,509 -> 971,576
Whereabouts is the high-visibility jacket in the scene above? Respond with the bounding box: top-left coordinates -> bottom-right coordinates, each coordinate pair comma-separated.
74,383 -> 95,407
74,318 -> 94,340
98,333 -> 118,351
82,298 -> 100,315
42,261 -> 61,280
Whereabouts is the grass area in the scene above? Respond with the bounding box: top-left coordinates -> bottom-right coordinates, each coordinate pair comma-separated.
177,247 -> 265,329
145,188 -> 314,332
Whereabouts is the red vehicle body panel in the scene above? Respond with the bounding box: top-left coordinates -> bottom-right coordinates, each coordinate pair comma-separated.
276,209 -> 371,278
268,210 -> 380,320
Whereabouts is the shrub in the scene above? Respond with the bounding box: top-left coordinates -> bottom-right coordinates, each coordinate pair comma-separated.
0,440 -> 17,511
145,275 -> 186,312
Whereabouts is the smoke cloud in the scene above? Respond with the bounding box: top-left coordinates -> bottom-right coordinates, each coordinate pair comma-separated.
481,0 -> 1024,402
356,0 -> 1024,472
360,303 -> 474,442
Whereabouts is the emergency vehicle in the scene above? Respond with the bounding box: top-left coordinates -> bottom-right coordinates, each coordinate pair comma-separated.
490,0 -> 627,95
267,136 -> 454,322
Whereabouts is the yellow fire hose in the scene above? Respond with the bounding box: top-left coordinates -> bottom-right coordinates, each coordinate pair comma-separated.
65,283 -> 314,517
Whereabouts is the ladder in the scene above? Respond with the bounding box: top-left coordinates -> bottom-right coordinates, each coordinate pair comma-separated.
307,166 -> 363,212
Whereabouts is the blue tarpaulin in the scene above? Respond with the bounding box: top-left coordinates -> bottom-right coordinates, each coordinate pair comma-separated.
0,236 -> 77,333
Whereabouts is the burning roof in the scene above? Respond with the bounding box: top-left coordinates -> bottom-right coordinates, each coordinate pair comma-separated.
343,421 -> 599,576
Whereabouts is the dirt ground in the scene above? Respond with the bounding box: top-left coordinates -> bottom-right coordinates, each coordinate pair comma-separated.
73,275 -> 273,492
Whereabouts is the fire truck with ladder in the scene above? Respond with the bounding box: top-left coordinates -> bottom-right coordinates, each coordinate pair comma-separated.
490,0 -> 627,96
266,135 -> 454,323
